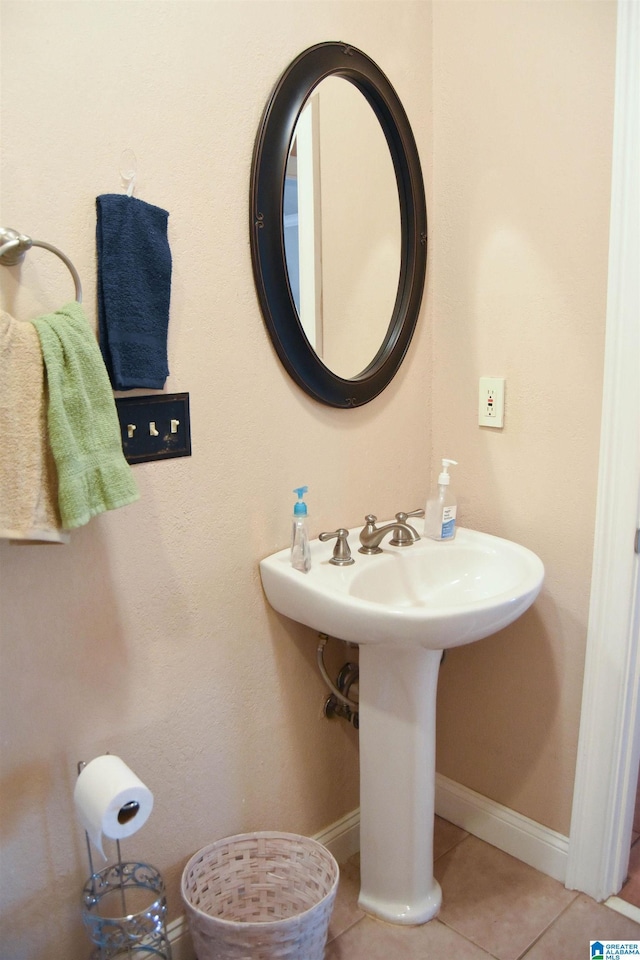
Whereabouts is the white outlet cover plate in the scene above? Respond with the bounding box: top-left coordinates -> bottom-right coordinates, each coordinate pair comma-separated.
479,377 -> 505,428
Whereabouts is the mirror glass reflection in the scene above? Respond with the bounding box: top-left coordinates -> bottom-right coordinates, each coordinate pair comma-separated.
284,77 -> 401,380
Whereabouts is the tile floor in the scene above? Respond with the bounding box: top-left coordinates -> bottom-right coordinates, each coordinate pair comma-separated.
325,817 -> 640,960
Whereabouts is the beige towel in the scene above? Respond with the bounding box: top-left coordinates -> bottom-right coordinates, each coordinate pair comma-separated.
0,310 -> 68,542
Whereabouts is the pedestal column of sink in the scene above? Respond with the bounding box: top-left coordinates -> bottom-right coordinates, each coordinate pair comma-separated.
357,644 -> 443,924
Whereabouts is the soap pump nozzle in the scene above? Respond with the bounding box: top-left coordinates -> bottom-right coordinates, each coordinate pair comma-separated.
438,459 -> 458,485
293,485 -> 309,516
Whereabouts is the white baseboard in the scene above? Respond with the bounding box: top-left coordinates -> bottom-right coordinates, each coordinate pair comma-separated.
314,806 -> 361,865
434,773 -> 570,883
166,915 -> 194,960
169,783 -> 570,956
167,808 -> 361,959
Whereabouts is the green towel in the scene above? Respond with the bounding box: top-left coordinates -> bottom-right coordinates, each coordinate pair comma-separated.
31,302 -> 139,529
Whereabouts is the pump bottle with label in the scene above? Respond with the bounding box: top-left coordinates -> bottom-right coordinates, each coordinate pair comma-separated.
291,486 -> 311,572
424,459 -> 458,541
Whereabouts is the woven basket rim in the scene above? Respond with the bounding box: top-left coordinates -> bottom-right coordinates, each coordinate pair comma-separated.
181,831 -> 339,930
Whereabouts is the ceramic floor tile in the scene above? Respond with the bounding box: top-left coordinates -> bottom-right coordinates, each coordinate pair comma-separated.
434,835 -> 578,960
434,813 -> 469,860
522,893 -> 640,959
325,914 -> 497,959
328,853 -> 365,942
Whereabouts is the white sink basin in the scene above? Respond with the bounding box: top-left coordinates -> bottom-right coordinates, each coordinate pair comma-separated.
259,520 -> 544,926
260,523 -> 544,649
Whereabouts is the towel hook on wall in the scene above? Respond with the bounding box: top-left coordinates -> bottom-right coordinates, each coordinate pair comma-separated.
120,149 -> 137,198
0,226 -> 83,303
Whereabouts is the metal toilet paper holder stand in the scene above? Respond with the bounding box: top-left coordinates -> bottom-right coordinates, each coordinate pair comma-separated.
77,761 -> 173,960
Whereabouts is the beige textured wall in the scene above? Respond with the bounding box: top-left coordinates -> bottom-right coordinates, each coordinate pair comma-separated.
432,0 -> 616,833
0,2 -> 432,957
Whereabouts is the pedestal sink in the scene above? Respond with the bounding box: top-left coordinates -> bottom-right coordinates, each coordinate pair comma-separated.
259,520 -> 544,924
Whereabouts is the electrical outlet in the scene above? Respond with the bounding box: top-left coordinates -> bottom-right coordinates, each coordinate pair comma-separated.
115,393 -> 191,463
479,377 -> 505,428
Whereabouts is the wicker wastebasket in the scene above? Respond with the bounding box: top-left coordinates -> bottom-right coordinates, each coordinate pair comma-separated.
181,832 -> 339,960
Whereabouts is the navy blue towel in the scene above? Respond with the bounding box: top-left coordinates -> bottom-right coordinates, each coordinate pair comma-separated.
96,194 -> 172,390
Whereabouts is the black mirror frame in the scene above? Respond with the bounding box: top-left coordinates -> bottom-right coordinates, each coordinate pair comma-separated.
250,42 -> 427,408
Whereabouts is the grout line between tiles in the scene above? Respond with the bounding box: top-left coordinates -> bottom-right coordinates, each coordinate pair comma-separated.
514,892 -> 581,960
434,829 -> 471,862
434,914 -> 503,960
327,912 -> 367,945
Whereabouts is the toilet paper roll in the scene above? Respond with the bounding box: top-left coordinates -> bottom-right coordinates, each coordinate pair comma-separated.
74,755 -> 154,858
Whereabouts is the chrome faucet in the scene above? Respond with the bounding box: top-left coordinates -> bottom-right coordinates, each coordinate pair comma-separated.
358,511 -> 423,555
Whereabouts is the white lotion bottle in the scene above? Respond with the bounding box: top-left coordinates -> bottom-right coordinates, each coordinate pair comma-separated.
424,459 -> 458,541
291,486 -> 311,572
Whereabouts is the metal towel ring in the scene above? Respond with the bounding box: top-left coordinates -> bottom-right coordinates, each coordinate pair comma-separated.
0,226 -> 83,303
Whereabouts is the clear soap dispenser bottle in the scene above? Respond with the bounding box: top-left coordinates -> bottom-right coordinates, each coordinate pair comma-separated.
424,459 -> 458,541
291,486 -> 311,572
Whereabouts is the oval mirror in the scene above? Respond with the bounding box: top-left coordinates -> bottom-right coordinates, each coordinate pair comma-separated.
250,42 -> 427,408
284,76 -> 401,380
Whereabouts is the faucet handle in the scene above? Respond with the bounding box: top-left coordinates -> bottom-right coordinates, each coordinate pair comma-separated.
319,528 -> 355,566
396,509 -> 424,521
